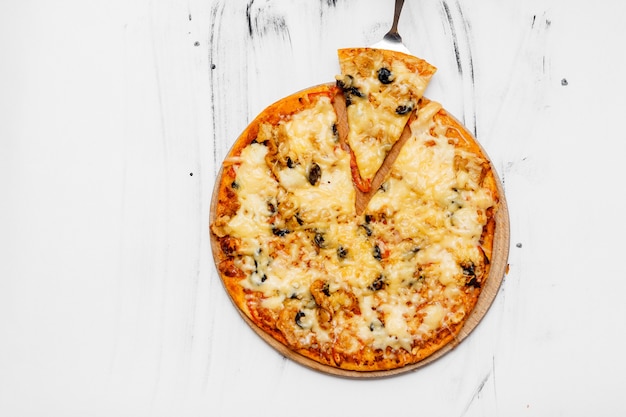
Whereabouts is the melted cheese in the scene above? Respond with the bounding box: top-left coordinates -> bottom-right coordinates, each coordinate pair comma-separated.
221,92 -> 496,356
339,50 -> 433,183
277,97 -> 355,223
224,144 -> 277,240
346,103 -> 407,181
361,99 -> 496,349
421,303 -> 446,333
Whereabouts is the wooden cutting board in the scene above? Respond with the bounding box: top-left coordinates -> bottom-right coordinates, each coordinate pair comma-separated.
209,87 -> 510,378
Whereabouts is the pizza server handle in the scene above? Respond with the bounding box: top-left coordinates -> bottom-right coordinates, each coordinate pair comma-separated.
384,0 -> 405,43
371,0 -> 410,54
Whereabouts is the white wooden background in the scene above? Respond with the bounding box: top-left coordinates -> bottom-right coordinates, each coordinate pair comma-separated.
2,0 -> 625,415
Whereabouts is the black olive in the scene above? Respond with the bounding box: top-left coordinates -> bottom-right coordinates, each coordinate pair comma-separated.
348,86 -> 363,98
314,232 -> 325,248
373,245 -> 382,260
360,224 -> 372,237
364,214 -> 372,224
462,262 -> 480,288
295,311 -> 306,328
336,75 -> 353,90
294,213 -> 304,226
462,262 -> 475,277
231,181 -> 239,189
261,274 -> 267,283
308,163 -> 321,186
395,104 -> 413,115
339,79 -> 364,107
332,123 -> 338,136
267,202 -> 276,214
322,282 -> 330,296
286,156 -> 294,168
272,228 -> 291,237
378,67 -> 394,84
337,246 -> 348,259
369,274 -> 385,291
466,276 -> 480,288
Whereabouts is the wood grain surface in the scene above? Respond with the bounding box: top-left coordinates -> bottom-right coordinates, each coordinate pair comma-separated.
2,0 -> 626,415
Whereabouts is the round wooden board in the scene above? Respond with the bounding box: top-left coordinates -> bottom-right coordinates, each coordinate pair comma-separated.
209,92 -> 510,379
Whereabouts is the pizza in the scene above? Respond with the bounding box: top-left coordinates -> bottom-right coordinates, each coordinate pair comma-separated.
336,48 -> 436,192
210,48 -> 501,373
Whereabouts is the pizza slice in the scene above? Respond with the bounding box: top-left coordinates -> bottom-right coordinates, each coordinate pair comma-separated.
336,47 -> 436,192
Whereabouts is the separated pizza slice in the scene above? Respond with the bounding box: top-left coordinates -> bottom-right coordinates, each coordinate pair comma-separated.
336,48 -> 436,192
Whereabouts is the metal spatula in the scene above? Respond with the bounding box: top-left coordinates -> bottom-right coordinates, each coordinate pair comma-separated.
371,0 -> 411,54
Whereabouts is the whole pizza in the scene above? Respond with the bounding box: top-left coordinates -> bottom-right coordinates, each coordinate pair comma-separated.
210,48 -> 504,374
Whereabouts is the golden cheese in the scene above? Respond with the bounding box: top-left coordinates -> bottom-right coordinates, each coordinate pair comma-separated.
276,97 -> 355,224
338,49 -> 434,184
224,143 -> 277,240
222,93 -> 496,355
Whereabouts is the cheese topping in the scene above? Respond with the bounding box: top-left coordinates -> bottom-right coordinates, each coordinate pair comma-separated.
337,48 -> 435,184
224,143 -> 278,240
215,89 -> 496,363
